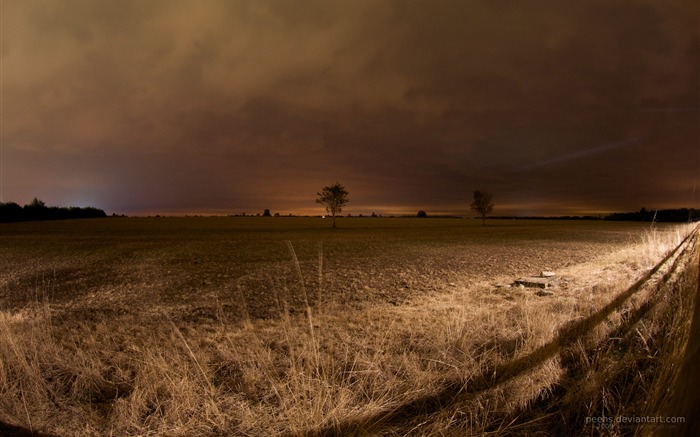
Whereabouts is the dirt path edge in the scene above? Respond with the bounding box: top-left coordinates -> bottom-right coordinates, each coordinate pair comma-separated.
661,226 -> 700,436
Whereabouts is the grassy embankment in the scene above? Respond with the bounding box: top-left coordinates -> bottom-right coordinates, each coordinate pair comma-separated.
0,220 -> 697,435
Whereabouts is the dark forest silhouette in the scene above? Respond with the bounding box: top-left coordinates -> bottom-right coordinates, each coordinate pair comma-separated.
604,207 -> 699,223
0,198 -> 107,222
490,209 -> 698,222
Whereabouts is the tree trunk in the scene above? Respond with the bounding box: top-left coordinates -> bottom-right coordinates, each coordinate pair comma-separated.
332,213 -> 336,228
482,215 -> 486,225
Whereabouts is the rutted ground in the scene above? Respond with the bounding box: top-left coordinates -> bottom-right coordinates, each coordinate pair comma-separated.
1,218 -> 657,319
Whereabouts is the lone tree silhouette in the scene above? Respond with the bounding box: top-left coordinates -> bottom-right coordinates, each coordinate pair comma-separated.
316,182 -> 349,228
28,197 -> 46,208
471,190 -> 494,225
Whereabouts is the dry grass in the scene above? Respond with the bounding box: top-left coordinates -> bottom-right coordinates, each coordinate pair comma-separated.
0,223 -> 697,436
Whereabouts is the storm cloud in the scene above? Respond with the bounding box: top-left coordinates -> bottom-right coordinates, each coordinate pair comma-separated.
2,0 -> 698,216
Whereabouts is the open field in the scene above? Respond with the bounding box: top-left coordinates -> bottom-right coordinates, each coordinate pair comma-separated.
0,218 -> 698,436
0,218 -> 675,315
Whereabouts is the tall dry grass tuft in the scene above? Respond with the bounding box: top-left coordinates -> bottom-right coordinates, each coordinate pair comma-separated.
632,223 -> 695,270
286,241 -> 318,362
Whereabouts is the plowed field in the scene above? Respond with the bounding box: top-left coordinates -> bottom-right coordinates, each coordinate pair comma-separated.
1,217 -> 661,319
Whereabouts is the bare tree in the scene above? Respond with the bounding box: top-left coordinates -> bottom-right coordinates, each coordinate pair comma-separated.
28,197 -> 46,208
471,190 -> 494,225
316,182 -> 349,228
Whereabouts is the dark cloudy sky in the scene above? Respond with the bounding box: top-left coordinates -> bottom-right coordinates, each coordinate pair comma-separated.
1,0 -> 698,216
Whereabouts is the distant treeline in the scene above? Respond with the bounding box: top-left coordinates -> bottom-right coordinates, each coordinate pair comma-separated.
484,209 -> 699,223
489,215 -> 601,221
0,198 -> 107,223
490,208 -> 698,223
604,208 -> 699,223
